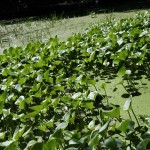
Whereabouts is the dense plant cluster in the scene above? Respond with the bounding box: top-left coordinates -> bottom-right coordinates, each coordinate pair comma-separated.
0,11 -> 150,149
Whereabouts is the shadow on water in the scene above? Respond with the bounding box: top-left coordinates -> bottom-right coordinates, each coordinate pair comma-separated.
0,0 -> 150,24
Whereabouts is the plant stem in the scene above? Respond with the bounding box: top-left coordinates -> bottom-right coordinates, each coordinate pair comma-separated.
121,83 -> 129,94
128,111 -> 132,121
104,88 -> 109,105
94,85 -> 98,91
131,108 -> 140,126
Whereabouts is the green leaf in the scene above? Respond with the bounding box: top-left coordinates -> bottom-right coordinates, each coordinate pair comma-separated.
0,132 -> 5,140
63,112 -> 70,123
88,131 -> 101,147
104,138 -> 123,149
18,77 -> 27,84
22,127 -> 32,138
26,140 -> 37,148
44,138 -> 58,150
44,70 -> 49,80
136,138 -> 150,150
36,125 -> 46,132
31,83 -> 40,91
117,38 -> 123,45
15,96 -> 25,109
34,91 -> 42,98
118,119 -> 135,133
113,59 -> 120,65
14,84 -> 22,92
101,83 -> 106,89
0,91 -> 7,114
51,98 -> 59,107
87,91 -> 98,100
88,120 -> 95,130
54,84 -> 64,91
76,75 -> 87,85
104,137 -> 117,149
29,105 -> 43,111
42,120 -> 54,128
82,102 -> 94,109
36,74 -> 43,82
0,91 -> 7,102
61,95 -> 71,102
103,105 -> 120,119
69,139 -> 80,145
1,141 -> 14,147
90,51 -> 96,61
56,122 -> 68,130
72,92 -> 82,100
44,70 -> 53,83
22,111 -> 40,119
13,125 -> 26,140
2,68 -> 8,76
99,121 -> 110,136
4,141 -> 18,150
118,66 -> 126,76
88,79 -> 96,85
52,129 -> 63,139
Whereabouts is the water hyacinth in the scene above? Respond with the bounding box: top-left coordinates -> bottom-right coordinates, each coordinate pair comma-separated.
0,10 -> 150,150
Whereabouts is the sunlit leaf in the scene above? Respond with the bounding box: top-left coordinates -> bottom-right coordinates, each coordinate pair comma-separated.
36,125 -> 46,132
4,141 -> 18,150
118,119 -> 135,133
29,105 -> 43,111
36,74 -> 43,82
87,91 -> 98,100
88,131 -> 101,147
1,141 -> 14,147
117,38 -> 123,45
18,77 -> 27,84
123,97 -> 132,111
44,138 -> 57,150
82,102 -> 94,109
101,83 -> 106,89
13,125 -> 26,140
99,121 -> 110,136
88,120 -> 95,130
118,66 -> 126,76
56,122 -> 68,130
14,84 -> 22,92
54,84 -> 64,91
0,91 -> 7,114
90,51 -> 96,61
0,132 -> 5,140
103,105 -> 120,118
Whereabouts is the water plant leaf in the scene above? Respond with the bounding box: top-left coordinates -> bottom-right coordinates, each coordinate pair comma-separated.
88,131 -> 101,147
118,119 -> 135,133
103,105 -> 120,118
104,138 -> 123,149
87,91 -> 98,100
4,141 -> 18,150
56,122 -> 68,130
136,138 -> 150,150
123,97 -> 132,111
0,132 -> 5,140
118,66 -> 126,76
0,91 -> 7,114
